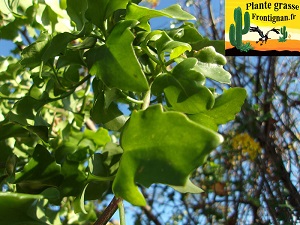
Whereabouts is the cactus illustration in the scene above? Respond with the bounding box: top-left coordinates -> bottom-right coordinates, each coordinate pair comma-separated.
229,7 -> 250,49
278,26 -> 288,42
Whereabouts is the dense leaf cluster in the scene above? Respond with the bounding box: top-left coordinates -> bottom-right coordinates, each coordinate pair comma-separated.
0,0 -> 245,224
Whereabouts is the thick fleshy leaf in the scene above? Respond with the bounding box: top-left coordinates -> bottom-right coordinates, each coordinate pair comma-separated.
194,46 -> 226,66
196,61 -> 231,84
203,87 -> 247,124
83,128 -> 111,146
155,32 -> 191,60
85,20 -> 149,92
188,88 -> 247,130
172,58 -> 206,85
164,85 -> 215,114
14,145 -> 63,193
192,38 -> 225,55
168,22 -> 203,44
91,87 -> 126,131
113,104 -> 223,206
126,3 -> 195,30
0,192 -> 48,225
85,0 -> 130,30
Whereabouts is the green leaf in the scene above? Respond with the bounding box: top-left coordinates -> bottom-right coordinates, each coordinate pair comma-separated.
56,49 -> 85,69
59,160 -> 87,197
91,88 -> 127,131
196,61 -> 231,84
66,0 -> 88,30
194,46 -> 226,66
14,145 -> 63,193
188,88 -> 247,130
113,104 -> 223,206
83,128 -> 111,146
192,38 -> 225,56
84,154 -> 111,200
153,63 -> 215,114
85,20 -> 149,92
0,192 -> 48,225
42,32 -> 77,63
126,3 -> 195,30
20,32 -> 50,69
74,184 -> 89,214
155,32 -> 192,60
172,58 -> 206,85
168,22 -> 203,44
85,0 -> 130,30
204,87 -> 247,124
8,96 -> 49,126
164,85 -> 215,114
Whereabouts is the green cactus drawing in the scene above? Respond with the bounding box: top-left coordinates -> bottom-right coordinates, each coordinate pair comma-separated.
278,26 -> 288,42
229,7 -> 250,49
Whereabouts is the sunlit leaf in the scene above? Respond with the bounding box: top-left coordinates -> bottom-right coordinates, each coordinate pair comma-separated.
85,20 -> 149,92
113,104 -> 223,205
188,88 -> 247,130
194,46 -> 226,66
203,87 -> 247,124
126,3 -> 195,30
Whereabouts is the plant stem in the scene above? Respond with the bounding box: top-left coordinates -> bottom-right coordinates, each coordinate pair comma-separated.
120,91 -> 144,104
142,89 -> 151,110
93,197 -> 121,225
118,199 -> 126,225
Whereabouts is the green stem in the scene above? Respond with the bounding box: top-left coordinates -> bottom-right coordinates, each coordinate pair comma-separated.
87,173 -> 115,182
120,91 -> 144,104
118,199 -> 126,225
49,74 -> 91,102
142,89 -> 151,110
39,61 -> 43,79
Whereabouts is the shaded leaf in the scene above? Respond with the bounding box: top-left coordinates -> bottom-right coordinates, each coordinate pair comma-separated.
20,32 -> 50,69
85,0 -> 130,30
113,104 -> 223,205
14,145 -> 63,193
56,49 -> 85,69
42,32 -> 77,63
66,0 -> 88,30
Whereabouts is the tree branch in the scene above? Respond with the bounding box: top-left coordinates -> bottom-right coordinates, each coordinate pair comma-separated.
94,197 -> 122,225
